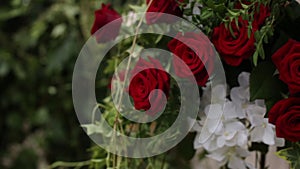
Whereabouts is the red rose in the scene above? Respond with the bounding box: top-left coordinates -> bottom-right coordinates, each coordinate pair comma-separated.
212,17 -> 257,66
269,97 -> 300,142
91,4 -> 122,43
128,57 -> 170,116
146,0 -> 183,24
272,39 -> 300,95
168,32 -> 214,86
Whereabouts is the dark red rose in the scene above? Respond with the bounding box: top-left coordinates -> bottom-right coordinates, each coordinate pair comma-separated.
269,97 -> 300,142
91,4 -> 122,43
212,17 -> 257,66
168,32 -> 214,86
128,57 -> 170,116
272,39 -> 300,95
146,0 -> 183,24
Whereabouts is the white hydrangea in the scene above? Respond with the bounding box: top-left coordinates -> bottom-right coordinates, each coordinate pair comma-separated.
192,72 -> 284,169
207,146 -> 254,169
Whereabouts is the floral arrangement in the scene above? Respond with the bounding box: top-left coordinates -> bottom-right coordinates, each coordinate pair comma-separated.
67,0 -> 300,169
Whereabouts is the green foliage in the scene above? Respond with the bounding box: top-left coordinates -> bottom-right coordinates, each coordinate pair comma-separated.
253,17 -> 275,66
184,0 -> 290,66
0,0 -> 98,168
250,61 -> 287,111
2,0 -> 297,168
277,143 -> 300,169
277,0 -> 300,42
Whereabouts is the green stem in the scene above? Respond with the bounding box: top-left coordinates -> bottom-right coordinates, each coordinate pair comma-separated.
106,151 -> 111,168
49,160 -> 90,169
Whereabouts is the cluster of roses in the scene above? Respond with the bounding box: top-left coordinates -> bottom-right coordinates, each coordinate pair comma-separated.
90,1 -> 300,142
91,1 -> 215,115
269,39 -> 300,142
212,3 -> 270,66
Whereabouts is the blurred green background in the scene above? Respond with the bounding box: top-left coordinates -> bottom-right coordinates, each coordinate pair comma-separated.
0,0 -> 138,168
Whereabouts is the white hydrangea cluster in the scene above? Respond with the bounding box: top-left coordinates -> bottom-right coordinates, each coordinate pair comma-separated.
192,72 -> 284,169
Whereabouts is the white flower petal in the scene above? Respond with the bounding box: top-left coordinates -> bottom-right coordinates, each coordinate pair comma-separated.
248,114 -> 264,127
207,146 -> 229,161
207,118 -> 223,133
250,127 -> 264,142
235,147 -> 250,158
247,104 -> 266,117
238,72 -> 250,87
193,132 -> 203,149
237,131 -> 248,147
230,87 -> 250,105
205,104 -> 223,119
228,155 -> 247,169
224,102 -> 246,119
225,140 -> 237,147
246,162 -> 256,169
195,124 -> 215,146
188,117 -> 202,132
225,121 -> 245,132
262,124 -> 275,145
224,131 -> 236,140
211,84 -> 227,103
217,136 -> 226,148
254,99 -> 265,107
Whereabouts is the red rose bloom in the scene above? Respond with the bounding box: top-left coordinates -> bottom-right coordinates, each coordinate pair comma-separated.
91,4 -> 122,43
129,57 -> 170,116
272,39 -> 300,95
146,0 -> 183,24
269,97 -> 300,142
168,32 -> 214,86
212,17 -> 257,66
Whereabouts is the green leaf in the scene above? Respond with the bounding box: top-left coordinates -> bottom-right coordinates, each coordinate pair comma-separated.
200,9 -> 213,20
258,45 -> 265,60
253,50 -> 259,66
81,122 -> 113,137
177,133 -> 196,161
205,0 -> 215,8
46,32 -> 77,74
263,35 -> 269,44
126,43 -> 143,58
234,17 -> 239,30
104,58 -> 119,74
228,23 -> 236,38
250,61 -> 285,102
214,4 -> 226,13
227,9 -> 239,16
277,143 -> 300,169
81,124 -> 103,135
129,4 -> 147,13
241,3 -> 249,9
254,31 -> 261,41
0,6 -> 27,21
247,25 -> 252,39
